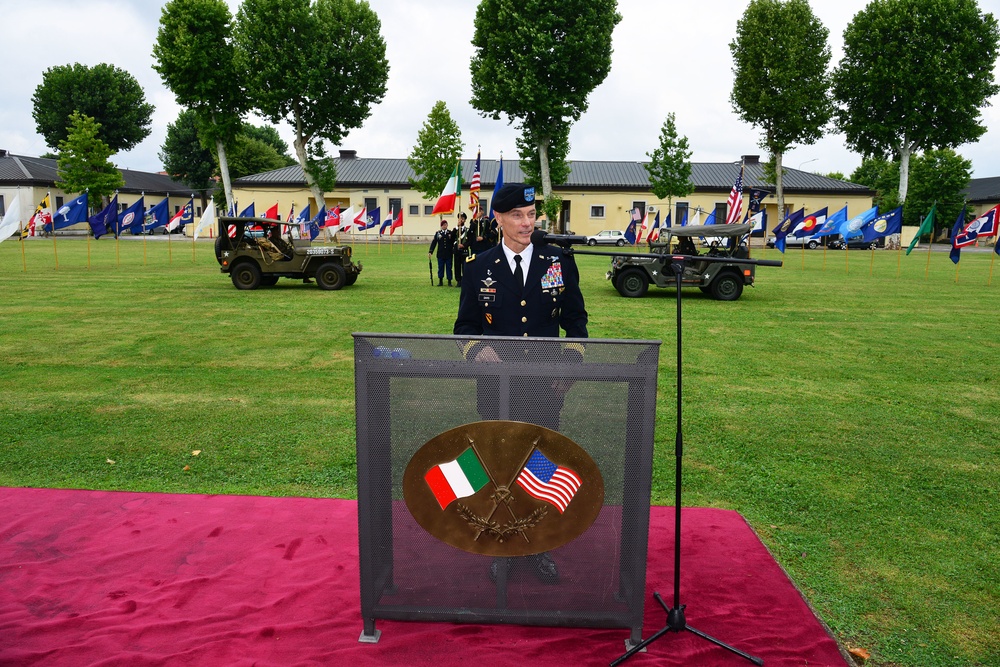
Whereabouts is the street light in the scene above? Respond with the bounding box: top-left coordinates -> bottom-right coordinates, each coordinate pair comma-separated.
797,158 -> 819,171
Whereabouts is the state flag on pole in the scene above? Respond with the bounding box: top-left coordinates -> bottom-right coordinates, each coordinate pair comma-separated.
364,207 -> 380,230
748,188 -> 770,214
238,203 -> 255,218
167,198 -> 194,233
772,208 -> 804,253
861,206 -> 903,243
390,208 -> 403,235
144,197 -> 170,231
647,211 -> 662,242
489,155 -> 504,220
264,203 -> 279,220
794,208 -> 827,238
431,163 -> 461,215
469,149 -> 482,219
515,450 -> 582,514
51,193 -> 89,231
906,204 -> 936,255
118,197 -> 145,236
813,206 -> 847,238
339,206 -> 354,233
950,206 -> 968,264
749,209 -> 767,233
353,207 -> 368,231
380,209 -> 394,235
22,195 -> 52,238
424,447 -> 490,510
961,204 -> 999,239
325,206 -> 341,229
286,204 -> 296,223
88,195 -> 117,239
295,204 -> 311,223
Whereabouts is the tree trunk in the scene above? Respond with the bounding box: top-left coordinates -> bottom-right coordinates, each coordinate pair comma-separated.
897,139 -> 913,203
538,137 -> 553,232
774,150 -> 785,224
293,130 -> 333,242
215,138 -> 235,215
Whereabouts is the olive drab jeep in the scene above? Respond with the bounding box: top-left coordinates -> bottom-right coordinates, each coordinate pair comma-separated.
215,217 -> 362,290
606,223 -> 759,301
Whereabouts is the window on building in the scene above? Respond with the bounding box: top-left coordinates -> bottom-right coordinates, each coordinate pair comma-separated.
675,202 -> 689,226
480,198 -> 488,217
388,198 -> 402,217
590,205 -> 605,219
364,197 -> 377,213
714,203 -> 728,223
423,205 -> 434,216
631,200 -> 646,218
409,204 -> 420,216
196,207 -> 202,217
0,195 -> 5,217
55,196 -> 64,209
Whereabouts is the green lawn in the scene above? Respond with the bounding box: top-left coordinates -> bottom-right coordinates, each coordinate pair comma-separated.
1,236 -> 998,666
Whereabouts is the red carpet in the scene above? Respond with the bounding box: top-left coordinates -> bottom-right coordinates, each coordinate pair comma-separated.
0,488 -> 847,666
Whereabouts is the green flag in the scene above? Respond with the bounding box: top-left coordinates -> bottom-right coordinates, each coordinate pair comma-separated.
906,203 -> 936,255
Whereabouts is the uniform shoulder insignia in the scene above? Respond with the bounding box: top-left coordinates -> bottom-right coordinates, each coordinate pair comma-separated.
466,253 -> 476,263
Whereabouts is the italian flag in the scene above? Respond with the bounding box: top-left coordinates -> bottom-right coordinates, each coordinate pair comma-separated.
424,447 -> 489,510
431,163 -> 461,215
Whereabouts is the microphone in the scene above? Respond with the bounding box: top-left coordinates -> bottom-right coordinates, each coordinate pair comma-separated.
530,229 -> 589,247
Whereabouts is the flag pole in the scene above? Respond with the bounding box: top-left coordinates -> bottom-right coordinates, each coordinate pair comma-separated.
869,246 -> 875,277
192,196 -> 197,263
16,188 -> 27,272
115,191 -> 121,268
48,191 -> 60,270
989,241 -> 997,286
167,205 -> 173,264
955,258 -> 960,284
141,191 -> 148,266
896,225 -> 903,277
925,228 -> 933,279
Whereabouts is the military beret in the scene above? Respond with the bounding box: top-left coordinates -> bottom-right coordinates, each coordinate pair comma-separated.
492,183 -> 537,213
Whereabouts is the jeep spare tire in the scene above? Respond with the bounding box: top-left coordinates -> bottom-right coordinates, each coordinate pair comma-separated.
316,262 -> 347,290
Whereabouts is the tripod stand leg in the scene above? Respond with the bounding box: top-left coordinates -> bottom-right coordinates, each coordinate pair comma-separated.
609,625 -> 671,667
685,625 -> 764,666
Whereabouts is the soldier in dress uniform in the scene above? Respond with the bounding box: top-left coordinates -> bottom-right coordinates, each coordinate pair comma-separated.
453,212 -> 469,287
468,213 -> 499,255
454,183 -> 588,585
428,219 -> 456,286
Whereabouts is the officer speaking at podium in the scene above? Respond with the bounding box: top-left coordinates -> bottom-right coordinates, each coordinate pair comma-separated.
454,183 -> 588,348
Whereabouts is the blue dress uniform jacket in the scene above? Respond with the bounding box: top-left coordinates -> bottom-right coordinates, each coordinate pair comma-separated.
454,242 -> 588,339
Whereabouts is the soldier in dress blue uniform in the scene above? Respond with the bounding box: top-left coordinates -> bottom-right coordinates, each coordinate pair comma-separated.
454,183 -> 588,585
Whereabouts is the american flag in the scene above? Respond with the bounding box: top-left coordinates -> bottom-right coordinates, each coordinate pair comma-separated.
515,450 -> 582,514
469,148 -> 482,218
724,164 -> 745,224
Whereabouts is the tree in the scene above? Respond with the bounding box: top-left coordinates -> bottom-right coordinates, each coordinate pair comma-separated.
234,0 -> 389,213
516,124 -> 570,228
55,112 -> 125,204
227,134 -> 294,179
644,113 -> 693,214
407,101 -> 464,203
832,0 -> 999,203
160,109 -> 216,208
905,149 -> 971,234
240,124 -> 296,165
730,0 -> 832,220
850,156 -> 900,212
471,0 -> 621,229
32,63 -> 153,153
154,0 -> 247,214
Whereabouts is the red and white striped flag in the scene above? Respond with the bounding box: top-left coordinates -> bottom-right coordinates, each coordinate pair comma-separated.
724,164 -> 745,224
469,149 -> 482,219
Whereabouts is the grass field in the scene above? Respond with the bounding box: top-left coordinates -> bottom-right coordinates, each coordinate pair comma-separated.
1,235 -> 998,666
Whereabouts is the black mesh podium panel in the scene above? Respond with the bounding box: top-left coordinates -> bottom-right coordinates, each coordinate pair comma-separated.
354,333 -> 661,644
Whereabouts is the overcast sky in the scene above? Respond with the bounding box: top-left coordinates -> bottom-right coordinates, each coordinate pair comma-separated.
2,0 -> 999,180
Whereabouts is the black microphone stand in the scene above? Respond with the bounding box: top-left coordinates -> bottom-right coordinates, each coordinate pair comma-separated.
608,256 -> 763,666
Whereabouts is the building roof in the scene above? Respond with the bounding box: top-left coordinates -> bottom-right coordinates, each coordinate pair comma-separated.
235,155 -> 874,196
964,176 -> 1000,204
0,150 -> 199,196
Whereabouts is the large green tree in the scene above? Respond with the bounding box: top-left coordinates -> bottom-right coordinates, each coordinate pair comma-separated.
154,0 -> 246,214
407,101 -> 464,203
32,63 -> 153,153
55,111 -> 125,204
905,149 -> 971,234
850,156 -> 901,212
516,124 -> 570,229
160,109 -> 216,209
240,124 -> 296,165
729,0 -> 832,220
470,0 -> 620,227
234,0 -> 389,212
832,0 -> 999,203
644,113 -> 693,214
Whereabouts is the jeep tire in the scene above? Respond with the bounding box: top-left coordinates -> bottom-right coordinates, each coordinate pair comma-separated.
616,268 -> 649,298
231,262 -> 262,290
710,272 -> 743,301
316,262 -> 347,290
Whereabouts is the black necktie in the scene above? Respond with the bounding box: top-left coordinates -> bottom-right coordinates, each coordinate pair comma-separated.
513,254 -> 524,290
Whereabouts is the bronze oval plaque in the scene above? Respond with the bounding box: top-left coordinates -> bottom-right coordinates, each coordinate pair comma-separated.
403,420 -> 604,557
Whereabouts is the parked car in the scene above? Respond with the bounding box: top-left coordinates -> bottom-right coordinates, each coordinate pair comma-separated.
765,234 -> 826,249
829,236 -> 883,250
586,230 -> 627,246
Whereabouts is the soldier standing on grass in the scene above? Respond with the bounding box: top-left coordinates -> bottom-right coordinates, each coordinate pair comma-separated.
428,218 -> 455,286
454,212 -> 469,287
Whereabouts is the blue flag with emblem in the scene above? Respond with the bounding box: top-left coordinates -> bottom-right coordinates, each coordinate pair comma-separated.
772,208 -> 804,253
840,206 -> 878,241
860,206 -> 902,243
144,197 -> 170,231
365,206 -> 380,230
239,203 -> 255,218
88,195 -> 117,240
813,206 -> 847,238
51,194 -> 89,231
950,206 -> 968,264
309,206 -> 325,240
117,197 -> 145,236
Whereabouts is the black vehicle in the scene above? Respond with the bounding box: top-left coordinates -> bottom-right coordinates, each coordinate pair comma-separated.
829,235 -> 883,250
214,217 -> 362,290
606,223 -> 765,301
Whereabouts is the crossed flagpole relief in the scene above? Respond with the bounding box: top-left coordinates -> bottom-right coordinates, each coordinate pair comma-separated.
456,434 -> 548,544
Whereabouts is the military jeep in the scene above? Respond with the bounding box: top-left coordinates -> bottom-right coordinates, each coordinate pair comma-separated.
606,223 -> 758,301
214,217 -> 362,290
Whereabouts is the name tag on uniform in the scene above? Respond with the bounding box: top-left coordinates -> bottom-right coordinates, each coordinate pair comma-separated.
541,261 -> 564,289
478,293 -> 496,303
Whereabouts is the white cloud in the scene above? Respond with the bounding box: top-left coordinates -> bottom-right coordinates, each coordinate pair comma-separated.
3,0 -> 998,179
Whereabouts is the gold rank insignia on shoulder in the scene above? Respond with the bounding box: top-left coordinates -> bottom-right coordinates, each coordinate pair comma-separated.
466,253 -> 476,262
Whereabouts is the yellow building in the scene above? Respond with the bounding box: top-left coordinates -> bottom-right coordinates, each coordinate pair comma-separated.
233,152 -> 875,241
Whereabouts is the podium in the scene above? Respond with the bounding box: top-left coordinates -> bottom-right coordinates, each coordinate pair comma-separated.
354,333 -> 661,646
